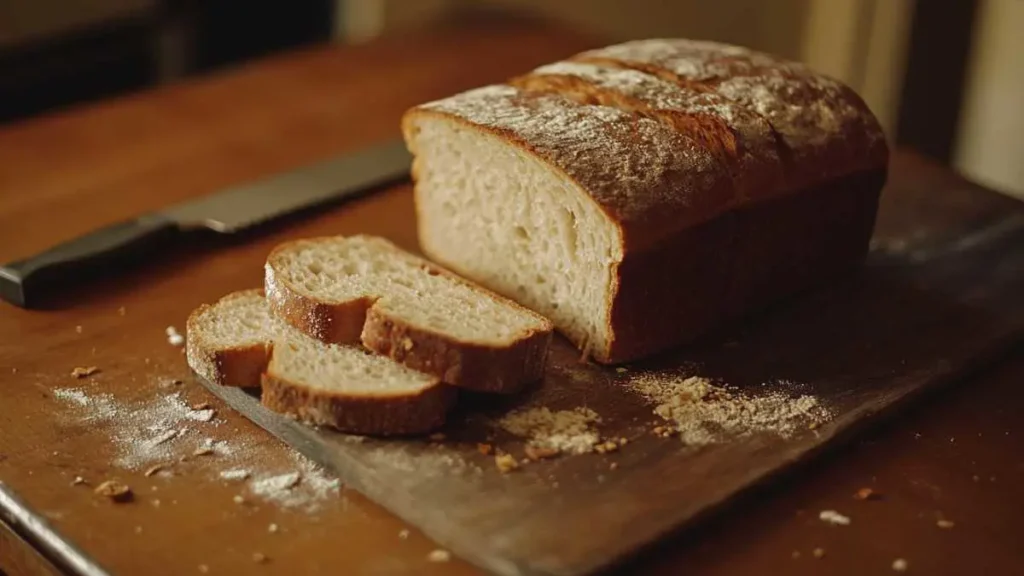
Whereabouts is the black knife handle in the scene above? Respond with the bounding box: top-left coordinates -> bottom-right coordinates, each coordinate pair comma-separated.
0,214 -> 180,309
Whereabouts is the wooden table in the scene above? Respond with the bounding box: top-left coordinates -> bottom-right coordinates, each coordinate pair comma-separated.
1,18 -> 1021,576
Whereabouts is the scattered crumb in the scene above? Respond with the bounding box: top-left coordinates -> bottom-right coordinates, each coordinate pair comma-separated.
813,548 -> 825,559
401,338 -> 414,351
166,326 -> 184,346
118,306 -> 126,316
428,433 -> 445,442
198,564 -> 209,574
937,519 -> 955,529
973,475 -> 980,482
594,440 -> 619,454
75,326 -> 83,334
233,495 -> 245,505
609,462 -> 618,471
144,464 -> 168,477
524,445 -> 560,461
71,366 -> 100,379
10,368 -> 16,374
854,487 -> 880,500
892,558 -> 908,572
618,437 -> 628,445
791,551 -> 800,559
152,499 -> 161,507
629,372 -> 831,445
427,549 -> 451,563
914,432 -> 922,439
193,446 -> 215,456
268,523 -> 278,534
252,553 -> 267,564
520,458 -> 530,465
497,406 -> 601,454
398,529 -> 410,540
94,480 -> 132,502
71,476 -> 86,486
477,443 -> 493,456
494,453 -> 519,473
615,367 -> 628,373
191,402 -> 210,411
219,469 -> 250,481
134,526 -> 143,534
819,510 -> 851,526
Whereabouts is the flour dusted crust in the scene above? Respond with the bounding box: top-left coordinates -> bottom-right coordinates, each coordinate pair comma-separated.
574,39 -> 889,191
410,85 -> 735,250
403,37 -> 889,363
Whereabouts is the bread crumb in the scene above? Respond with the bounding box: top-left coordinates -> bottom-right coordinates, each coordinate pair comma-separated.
198,564 -> 209,573
892,558 -> 908,571
937,519 -> 955,529
854,487 -> 880,500
71,366 -> 99,379
134,526 -> 143,534
428,433 -> 445,442
193,447 -> 214,456
233,495 -> 245,504
791,550 -> 800,559
813,548 -> 825,559
819,510 -> 850,525
401,337 -> 414,351
94,480 -> 132,502
267,523 -> 278,533
497,406 -> 601,454
169,333 -> 185,347
75,325 -> 83,334
609,462 -> 618,471
191,402 -> 210,411
71,476 -> 86,486
219,469 -> 250,481
427,549 -> 451,563
524,445 -> 560,461
594,440 -> 619,454
252,552 -> 267,564
144,464 -> 168,477
151,499 -> 161,507
118,306 -> 126,316
615,367 -> 628,373
972,475 -> 980,482
495,453 -> 519,473
398,529 -> 410,540
477,443 -> 493,455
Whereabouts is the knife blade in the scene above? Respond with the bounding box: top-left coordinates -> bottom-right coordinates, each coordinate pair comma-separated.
0,139 -> 412,309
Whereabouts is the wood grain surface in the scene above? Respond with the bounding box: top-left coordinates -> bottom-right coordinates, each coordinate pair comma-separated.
1,17 -> 1023,576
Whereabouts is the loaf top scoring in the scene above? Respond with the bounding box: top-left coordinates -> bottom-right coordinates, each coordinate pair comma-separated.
405,38 -> 888,248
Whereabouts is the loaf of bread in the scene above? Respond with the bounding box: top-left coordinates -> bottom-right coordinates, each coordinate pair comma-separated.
402,38 -> 888,364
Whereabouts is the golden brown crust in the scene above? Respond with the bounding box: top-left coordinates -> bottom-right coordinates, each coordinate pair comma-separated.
360,306 -> 552,394
264,237 -> 555,393
261,372 -> 456,436
185,293 -> 273,388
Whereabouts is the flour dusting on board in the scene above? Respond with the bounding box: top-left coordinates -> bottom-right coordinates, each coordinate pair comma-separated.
497,406 -> 602,454
52,386 -> 340,512
626,371 -> 831,446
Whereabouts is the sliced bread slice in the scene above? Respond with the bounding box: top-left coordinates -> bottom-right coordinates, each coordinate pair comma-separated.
185,289 -> 453,435
264,235 -> 554,394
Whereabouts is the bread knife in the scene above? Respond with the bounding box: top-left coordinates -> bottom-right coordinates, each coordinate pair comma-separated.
0,139 -> 412,309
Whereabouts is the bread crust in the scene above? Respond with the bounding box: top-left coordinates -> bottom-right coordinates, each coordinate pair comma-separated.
264,237 -> 554,394
261,371 -> 455,436
185,290 -> 273,387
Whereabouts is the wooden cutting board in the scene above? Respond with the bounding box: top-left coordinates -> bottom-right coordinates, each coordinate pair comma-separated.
200,178 -> 1024,576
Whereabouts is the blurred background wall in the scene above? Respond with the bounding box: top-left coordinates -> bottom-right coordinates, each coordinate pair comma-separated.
0,0 -> 1021,199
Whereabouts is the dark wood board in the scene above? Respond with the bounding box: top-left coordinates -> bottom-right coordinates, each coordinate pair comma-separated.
199,185 -> 1024,576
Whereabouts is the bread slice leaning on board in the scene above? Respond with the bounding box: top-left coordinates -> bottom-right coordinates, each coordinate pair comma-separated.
402,38 -> 889,364
264,235 -> 554,394
186,290 -> 454,435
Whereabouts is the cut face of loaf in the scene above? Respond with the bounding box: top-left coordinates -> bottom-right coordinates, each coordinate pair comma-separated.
403,39 -> 888,364
264,235 -> 554,394
186,290 -> 453,435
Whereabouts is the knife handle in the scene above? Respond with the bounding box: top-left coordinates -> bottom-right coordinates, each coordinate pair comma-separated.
0,214 -> 179,308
